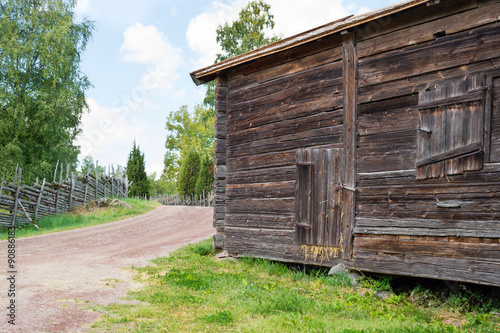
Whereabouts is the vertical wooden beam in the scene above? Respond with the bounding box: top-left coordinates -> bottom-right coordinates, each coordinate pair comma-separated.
484,73 -> 494,163
11,168 -> 22,227
34,178 -> 46,221
66,164 -> 70,181
95,161 -> 99,200
83,173 -> 89,205
69,172 -> 75,211
53,160 -> 59,183
214,75 -> 228,250
341,30 -> 358,261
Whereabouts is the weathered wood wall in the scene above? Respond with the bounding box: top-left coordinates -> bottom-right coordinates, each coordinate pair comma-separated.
212,0 -> 500,286
222,36 -> 345,264
353,0 -> 500,286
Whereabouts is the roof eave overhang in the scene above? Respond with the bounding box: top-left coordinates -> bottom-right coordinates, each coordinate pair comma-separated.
190,0 -> 431,85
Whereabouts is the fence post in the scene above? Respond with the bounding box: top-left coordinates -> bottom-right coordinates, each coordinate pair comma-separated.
83,173 -> 89,205
53,160 -> 59,182
125,175 -> 129,197
102,175 -> 108,197
11,168 -> 22,227
34,178 -> 46,221
59,164 -> 63,184
69,172 -> 75,211
55,187 -> 60,215
95,161 -> 99,200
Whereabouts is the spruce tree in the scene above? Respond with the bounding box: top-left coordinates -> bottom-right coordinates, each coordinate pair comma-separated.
126,141 -> 149,198
195,155 -> 214,197
177,149 -> 201,198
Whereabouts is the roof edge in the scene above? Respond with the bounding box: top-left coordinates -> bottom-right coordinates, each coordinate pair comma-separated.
190,0 -> 431,85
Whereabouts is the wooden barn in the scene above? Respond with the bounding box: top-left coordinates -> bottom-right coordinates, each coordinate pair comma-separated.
190,0 -> 500,286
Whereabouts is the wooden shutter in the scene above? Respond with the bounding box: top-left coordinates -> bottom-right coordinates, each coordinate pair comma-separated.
295,148 -> 343,246
417,75 -> 486,179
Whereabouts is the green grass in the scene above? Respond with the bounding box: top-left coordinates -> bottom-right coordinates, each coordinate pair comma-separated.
88,239 -> 500,333
0,198 -> 161,239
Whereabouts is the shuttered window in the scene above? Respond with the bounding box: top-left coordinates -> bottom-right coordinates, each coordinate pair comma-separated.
417,75 -> 486,179
295,148 -> 343,247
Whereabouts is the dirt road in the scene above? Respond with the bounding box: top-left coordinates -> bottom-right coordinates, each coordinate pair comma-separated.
0,205 -> 214,333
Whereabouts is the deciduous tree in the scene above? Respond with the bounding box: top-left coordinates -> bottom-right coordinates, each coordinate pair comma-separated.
0,0 -> 94,182
164,104 -> 214,180
204,0 -> 281,108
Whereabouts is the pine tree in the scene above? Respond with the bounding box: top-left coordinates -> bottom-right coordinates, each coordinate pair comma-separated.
126,141 -> 149,198
195,155 -> 214,197
177,149 -> 201,198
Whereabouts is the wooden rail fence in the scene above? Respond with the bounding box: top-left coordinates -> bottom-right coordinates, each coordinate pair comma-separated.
0,164 -> 129,228
151,191 -> 214,207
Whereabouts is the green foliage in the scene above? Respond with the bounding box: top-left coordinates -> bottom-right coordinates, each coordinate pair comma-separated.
164,104 -> 214,179
0,0 -> 94,183
197,310 -> 234,325
195,154 -> 214,196
191,239 -> 216,256
91,239 -> 500,332
204,0 -> 282,108
148,172 -> 176,196
126,141 -> 149,198
78,154 -> 105,176
176,149 -> 201,197
359,275 -> 393,292
215,0 -> 281,63
90,239 -> 500,332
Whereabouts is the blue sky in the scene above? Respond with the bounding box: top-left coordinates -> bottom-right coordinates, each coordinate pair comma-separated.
74,0 -> 400,177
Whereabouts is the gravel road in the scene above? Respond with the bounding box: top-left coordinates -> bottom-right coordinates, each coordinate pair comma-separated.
0,205 -> 214,333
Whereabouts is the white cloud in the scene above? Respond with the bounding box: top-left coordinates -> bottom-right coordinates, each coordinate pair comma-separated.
75,0 -> 91,17
120,23 -> 184,94
77,98 -> 147,165
186,1 -> 244,69
270,0 -> 349,37
147,163 -> 165,178
186,0 -> 351,70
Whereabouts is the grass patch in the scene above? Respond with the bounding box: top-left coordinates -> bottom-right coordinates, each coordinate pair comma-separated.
0,198 -> 160,239
88,239 -> 500,333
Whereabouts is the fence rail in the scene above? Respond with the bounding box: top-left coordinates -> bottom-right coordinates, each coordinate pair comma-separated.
151,192 -> 214,207
0,165 -> 129,228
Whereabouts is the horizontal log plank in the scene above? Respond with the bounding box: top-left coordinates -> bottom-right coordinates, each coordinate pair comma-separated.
224,227 -> 343,266
357,0 -> 496,59
353,248 -> 500,286
354,236 -> 500,261
227,150 -> 296,172
226,197 -> 295,215
228,45 -> 343,93
227,93 -> 343,133
226,182 -> 295,199
359,24 -> 500,88
225,213 -> 295,230
227,109 -> 343,147
228,61 -> 343,110
355,218 -> 500,238
227,166 -> 296,184
227,127 -> 343,158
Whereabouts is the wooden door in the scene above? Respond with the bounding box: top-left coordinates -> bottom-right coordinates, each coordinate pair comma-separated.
295,148 -> 343,247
